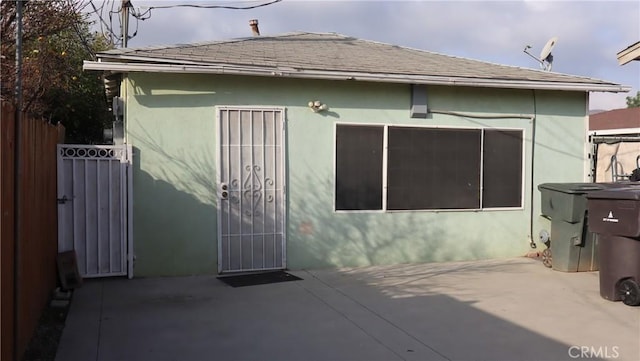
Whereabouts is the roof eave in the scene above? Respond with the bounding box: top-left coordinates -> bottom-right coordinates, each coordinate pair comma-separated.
617,41 -> 640,65
83,60 -> 631,93
97,53 -> 212,66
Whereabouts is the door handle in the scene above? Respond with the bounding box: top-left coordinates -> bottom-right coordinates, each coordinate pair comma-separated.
220,183 -> 229,200
57,195 -> 71,204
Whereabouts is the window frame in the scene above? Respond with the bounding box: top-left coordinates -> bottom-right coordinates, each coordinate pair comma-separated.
333,122 -> 526,213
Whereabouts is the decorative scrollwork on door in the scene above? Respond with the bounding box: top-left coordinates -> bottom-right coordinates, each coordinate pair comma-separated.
228,179 -> 241,204
241,165 -> 271,216
265,177 -> 275,203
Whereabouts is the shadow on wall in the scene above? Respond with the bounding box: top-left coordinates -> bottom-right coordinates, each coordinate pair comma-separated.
128,73 -> 410,112
131,143 -> 217,276
131,126 -> 217,204
133,166 -> 217,276
286,169 -> 494,270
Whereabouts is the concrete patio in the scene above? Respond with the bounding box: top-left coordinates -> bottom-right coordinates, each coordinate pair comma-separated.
55,258 -> 639,361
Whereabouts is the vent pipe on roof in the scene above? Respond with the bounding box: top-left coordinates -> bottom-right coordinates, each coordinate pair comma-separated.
249,19 -> 260,36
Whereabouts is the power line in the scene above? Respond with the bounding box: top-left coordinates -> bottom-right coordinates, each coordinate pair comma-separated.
130,0 -> 283,23
136,0 -> 281,13
84,0 -> 282,47
87,0 -> 118,45
72,19 -> 97,58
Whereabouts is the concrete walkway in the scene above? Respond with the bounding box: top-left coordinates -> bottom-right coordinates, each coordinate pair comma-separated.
56,258 -> 639,361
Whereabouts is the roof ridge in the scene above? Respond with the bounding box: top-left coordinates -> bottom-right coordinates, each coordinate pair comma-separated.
105,31 -> 345,54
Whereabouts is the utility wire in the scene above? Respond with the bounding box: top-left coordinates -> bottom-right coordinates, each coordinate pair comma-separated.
85,0 -> 282,47
132,0 -> 282,20
72,20 -> 97,59
142,0 -> 281,11
88,0 -> 118,44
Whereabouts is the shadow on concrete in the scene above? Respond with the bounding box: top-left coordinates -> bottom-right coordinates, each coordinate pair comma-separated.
54,259 -> 638,361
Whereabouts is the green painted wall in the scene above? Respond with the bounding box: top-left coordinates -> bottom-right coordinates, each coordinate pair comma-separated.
124,73 -> 587,276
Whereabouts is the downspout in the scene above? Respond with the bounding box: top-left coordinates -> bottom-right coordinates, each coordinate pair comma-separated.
529,90 -> 538,249
121,75 -> 127,144
428,108 -> 537,248
119,74 -> 132,276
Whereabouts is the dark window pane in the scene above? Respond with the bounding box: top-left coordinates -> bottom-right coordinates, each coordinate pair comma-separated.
335,125 -> 384,210
482,130 -> 523,208
387,127 -> 481,210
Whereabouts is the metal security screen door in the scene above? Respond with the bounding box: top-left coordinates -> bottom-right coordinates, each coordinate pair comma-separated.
217,107 -> 286,273
57,145 -> 133,278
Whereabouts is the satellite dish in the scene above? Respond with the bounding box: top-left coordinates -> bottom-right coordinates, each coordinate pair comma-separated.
540,37 -> 557,62
523,36 -> 558,71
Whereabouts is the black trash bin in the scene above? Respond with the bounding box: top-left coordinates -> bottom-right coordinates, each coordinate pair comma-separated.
587,187 -> 640,306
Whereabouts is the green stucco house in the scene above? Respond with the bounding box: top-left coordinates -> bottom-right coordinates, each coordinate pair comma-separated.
84,32 -> 628,277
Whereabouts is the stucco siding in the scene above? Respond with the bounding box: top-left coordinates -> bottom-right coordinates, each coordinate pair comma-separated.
124,73 -> 587,276
529,91 -> 589,240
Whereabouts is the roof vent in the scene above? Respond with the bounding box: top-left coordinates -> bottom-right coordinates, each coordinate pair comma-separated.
249,19 -> 260,36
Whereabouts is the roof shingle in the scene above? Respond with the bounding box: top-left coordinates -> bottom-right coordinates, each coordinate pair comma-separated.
90,32 -> 628,92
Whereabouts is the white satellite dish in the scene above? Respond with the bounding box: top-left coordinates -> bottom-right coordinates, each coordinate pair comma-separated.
523,36 -> 558,71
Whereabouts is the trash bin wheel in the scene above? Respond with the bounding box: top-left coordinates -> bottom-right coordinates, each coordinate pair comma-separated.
541,248 -> 552,268
617,279 -> 640,307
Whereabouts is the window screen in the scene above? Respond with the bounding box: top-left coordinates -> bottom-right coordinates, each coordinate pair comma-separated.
334,124 -> 523,212
387,127 -> 481,210
482,129 -> 523,208
335,125 -> 384,210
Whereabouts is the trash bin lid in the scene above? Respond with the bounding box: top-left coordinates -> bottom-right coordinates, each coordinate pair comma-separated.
586,187 -> 640,200
537,183 -> 608,194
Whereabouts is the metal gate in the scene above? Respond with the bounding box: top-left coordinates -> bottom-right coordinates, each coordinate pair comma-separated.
217,107 -> 286,273
57,144 -> 133,278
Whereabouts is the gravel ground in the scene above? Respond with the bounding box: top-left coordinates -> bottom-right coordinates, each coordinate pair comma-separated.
22,295 -> 71,361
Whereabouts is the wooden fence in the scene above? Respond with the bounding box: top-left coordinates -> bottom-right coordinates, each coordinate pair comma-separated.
1,101 -> 64,361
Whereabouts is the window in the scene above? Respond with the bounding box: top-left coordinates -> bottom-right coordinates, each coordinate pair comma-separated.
335,125 -> 384,210
387,127 -> 481,210
335,124 -> 524,211
482,129 -> 524,208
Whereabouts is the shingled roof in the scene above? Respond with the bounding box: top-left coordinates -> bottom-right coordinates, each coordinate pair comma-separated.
85,32 -> 628,92
590,107 -> 640,131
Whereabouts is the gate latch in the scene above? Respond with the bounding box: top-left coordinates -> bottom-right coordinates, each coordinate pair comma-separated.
57,195 -> 71,204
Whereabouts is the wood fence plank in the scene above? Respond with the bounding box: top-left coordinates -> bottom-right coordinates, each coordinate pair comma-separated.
1,101 -> 63,361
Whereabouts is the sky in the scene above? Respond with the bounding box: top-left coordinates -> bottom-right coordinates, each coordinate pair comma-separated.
86,0 -> 640,111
